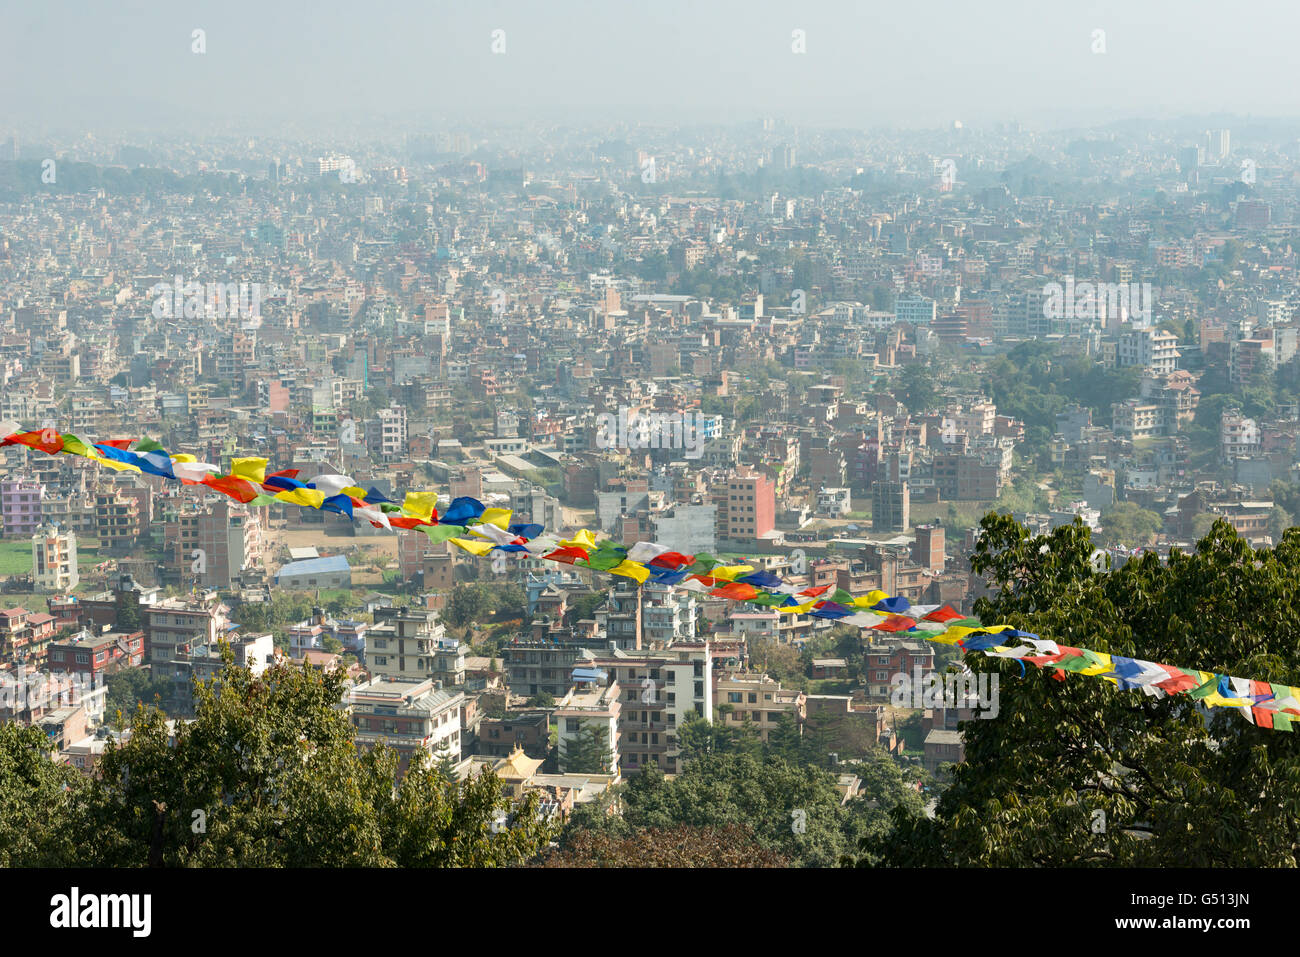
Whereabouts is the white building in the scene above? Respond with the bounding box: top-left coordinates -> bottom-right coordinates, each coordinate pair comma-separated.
650,503 -> 717,554
1117,328 -> 1179,376
895,294 -> 936,326
555,671 -> 621,775
347,675 -> 464,770
816,487 -> 852,517
31,523 -> 77,591
590,642 -> 713,776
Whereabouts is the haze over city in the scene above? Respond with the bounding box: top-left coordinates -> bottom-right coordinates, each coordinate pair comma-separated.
2,0 -> 1298,133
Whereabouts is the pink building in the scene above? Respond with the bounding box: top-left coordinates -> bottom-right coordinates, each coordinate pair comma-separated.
1,479 -> 44,538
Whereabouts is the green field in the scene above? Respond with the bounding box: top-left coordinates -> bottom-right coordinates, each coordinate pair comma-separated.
0,536 -> 101,576
0,539 -> 31,575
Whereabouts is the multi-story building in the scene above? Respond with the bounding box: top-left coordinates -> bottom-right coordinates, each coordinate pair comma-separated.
872,480 -> 910,531
503,639 -> 591,701
94,487 -> 143,554
31,522 -> 77,591
46,629 -> 145,679
650,503 -> 717,554
716,672 -> 805,742
1117,328 -> 1179,376
477,711 -> 551,759
555,671 -> 621,774
286,608 -> 368,658
366,607 -> 465,687
347,675 -> 464,774
157,632 -> 275,715
144,596 -> 231,665
895,294 -> 936,326
716,467 -> 775,544
162,498 -> 264,588
590,641 -> 713,775
864,641 -> 935,699
640,582 -> 697,646
369,405 -> 408,459
1111,399 -> 1162,440
1,479 -> 44,538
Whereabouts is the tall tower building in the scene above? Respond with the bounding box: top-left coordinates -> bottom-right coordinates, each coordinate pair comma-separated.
32,523 -> 78,592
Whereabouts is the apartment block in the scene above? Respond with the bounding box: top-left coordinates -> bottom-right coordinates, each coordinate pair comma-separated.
347,675 -> 465,775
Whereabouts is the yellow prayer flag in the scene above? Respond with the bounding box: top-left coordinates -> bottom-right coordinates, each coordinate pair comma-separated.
708,564 -> 754,582
479,507 -> 512,529
609,560 -> 651,584
274,487 -> 325,509
854,589 -> 889,608
402,491 -> 439,522
560,529 -> 598,551
231,457 -> 268,485
450,537 -> 496,557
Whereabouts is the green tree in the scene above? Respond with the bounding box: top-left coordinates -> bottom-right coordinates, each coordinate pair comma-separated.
443,583 -> 491,628
560,725 -> 611,774
537,824 -> 791,867
894,363 -> 938,415
74,649 -> 554,866
610,752 -> 854,866
104,667 -> 171,724
1269,505 -> 1294,541
1097,502 -> 1164,547
0,723 -> 89,866
862,514 -> 1300,867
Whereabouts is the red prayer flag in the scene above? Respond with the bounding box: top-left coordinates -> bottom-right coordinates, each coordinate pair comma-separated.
543,547 -> 589,565
710,582 -> 759,602
4,429 -> 63,455
389,516 -> 434,530
200,474 -> 260,503
647,551 -> 693,569
872,616 -> 917,632
922,605 -> 963,623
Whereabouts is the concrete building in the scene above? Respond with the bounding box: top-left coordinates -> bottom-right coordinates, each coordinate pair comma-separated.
1,479 -> 43,538
555,669 -> 621,775
590,641 -> 713,775
158,632 -> 275,715
163,498 -> 264,588
366,606 -> 465,687
716,672 -> 805,743
816,486 -> 852,516
872,480 -> 910,532
651,503 -> 718,554
347,675 -> 464,774
31,523 -> 77,591
1117,328 -> 1179,376
274,554 -> 351,589
145,596 -> 231,665
716,468 -> 775,544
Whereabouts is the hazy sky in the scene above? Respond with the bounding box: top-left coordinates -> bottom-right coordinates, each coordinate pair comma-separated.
1,0 -> 1296,134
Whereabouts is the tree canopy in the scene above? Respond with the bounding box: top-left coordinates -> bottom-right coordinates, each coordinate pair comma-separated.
1,650 -> 555,867
861,513 -> 1300,866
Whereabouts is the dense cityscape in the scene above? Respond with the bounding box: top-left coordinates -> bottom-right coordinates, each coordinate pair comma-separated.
0,10 -> 1294,927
